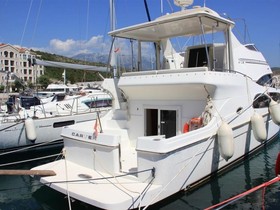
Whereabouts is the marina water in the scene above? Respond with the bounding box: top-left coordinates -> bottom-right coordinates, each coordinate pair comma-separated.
0,135 -> 279,210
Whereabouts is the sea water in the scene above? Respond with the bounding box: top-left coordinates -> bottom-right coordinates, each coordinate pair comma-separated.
0,135 -> 279,210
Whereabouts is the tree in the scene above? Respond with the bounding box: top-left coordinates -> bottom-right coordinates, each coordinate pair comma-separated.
14,79 -> 25,92
0,85 -> 4,93
38,75 -> 51,89
27,81 -> 34,89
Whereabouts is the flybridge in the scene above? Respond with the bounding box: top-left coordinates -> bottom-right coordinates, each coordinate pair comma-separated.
109,6 -> 234,41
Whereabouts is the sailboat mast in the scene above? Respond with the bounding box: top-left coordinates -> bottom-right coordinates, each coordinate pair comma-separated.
110,0 -> 116,32
110,0 -> 117,77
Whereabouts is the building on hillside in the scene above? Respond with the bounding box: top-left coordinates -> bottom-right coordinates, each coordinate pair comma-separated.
0,43 -> 44,92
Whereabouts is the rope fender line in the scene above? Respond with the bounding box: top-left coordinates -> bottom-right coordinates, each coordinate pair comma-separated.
204,176 -> 280,210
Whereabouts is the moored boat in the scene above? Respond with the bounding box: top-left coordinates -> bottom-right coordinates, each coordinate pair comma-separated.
32,0 -> 280,209
0,88 -> 111,151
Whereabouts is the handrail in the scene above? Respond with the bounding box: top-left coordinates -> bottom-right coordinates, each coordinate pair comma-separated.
122,66 -> 208,77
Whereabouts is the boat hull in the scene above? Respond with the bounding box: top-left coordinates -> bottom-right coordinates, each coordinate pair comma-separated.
33,114 -> 279,209
0,112 -> 100,151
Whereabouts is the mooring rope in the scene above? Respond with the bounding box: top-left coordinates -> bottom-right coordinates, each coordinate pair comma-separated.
204,176 -> 280,210
0,153 -> 62,167
0,139 -> 62,157
63,148 -> 72,210
128,171 -> 155,210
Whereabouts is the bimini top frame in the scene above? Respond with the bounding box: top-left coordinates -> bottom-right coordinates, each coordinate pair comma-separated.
109,6 -> 235,41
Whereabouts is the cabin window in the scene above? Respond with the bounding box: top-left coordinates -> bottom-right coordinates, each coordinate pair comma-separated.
20,96 -> 41,109
188,47 -> 209,68
257,75 -> 272,86
52,94 -> 66,102
53,120 -> 75,128
252,93 -> 280,108
268,92 -> 280,102
84,99 -> 112,108
245,44 -> 258,51
253,94 -> 270,108
145,109 -> 177,138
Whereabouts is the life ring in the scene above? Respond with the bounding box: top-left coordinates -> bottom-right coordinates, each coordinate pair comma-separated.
183,123 -> 189,133
190,117 -> 203,130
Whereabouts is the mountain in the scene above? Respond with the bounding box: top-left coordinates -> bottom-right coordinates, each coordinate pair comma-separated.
33,50 -> 108,83
272,67 -> 280,76
72,53 -> 109,64
72,53 -> 153,71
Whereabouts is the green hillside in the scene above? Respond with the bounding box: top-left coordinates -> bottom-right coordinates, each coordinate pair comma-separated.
32,50 -> 111,84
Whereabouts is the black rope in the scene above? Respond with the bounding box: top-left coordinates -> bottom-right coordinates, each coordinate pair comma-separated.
143,0 -> 151,22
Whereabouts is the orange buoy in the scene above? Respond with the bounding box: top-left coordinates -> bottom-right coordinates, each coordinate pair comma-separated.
275,152 -> 280,176
183,123 -> 189,133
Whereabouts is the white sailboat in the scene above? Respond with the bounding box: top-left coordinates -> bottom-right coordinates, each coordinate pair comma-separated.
33,0 -> 280,209
0,89 -> 111,151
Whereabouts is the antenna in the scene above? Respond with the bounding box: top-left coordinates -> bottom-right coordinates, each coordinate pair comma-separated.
161,0 -> 163,15
204,0 -> 206,7
279,41 -> 280,67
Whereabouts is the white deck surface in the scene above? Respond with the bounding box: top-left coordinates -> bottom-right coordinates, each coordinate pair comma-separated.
34,160 -> 162,210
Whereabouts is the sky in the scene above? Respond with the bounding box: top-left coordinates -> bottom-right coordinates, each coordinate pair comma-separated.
0,0 -> 279,67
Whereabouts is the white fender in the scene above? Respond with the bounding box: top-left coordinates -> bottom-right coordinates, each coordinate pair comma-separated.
251,112 -> 267,142
217,122 -> 234,161
269,100 -> 280,125
25,117 -> 37,141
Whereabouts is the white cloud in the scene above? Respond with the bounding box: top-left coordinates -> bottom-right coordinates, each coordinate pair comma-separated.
47,35 -> 111,57
31,35 -> 155,65
50,39 -> 76,53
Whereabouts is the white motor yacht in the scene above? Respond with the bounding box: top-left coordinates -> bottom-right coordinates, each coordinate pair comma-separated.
33,1 -> 280,209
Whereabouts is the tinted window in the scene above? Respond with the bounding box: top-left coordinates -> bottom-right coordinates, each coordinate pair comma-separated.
53,120 -> 75,128
20,96 -> 41,109
84,99 -> 112,108
269,92 -> 280,102
245,44 -> 258,51
257,75 -> 272,86
188,47 -> 209,67
253,92 -> 280,108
